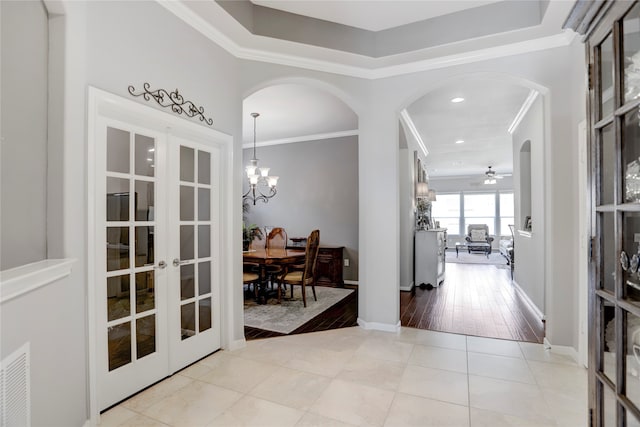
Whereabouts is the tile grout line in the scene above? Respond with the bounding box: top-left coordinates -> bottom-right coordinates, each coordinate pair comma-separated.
466,335 -> 472,426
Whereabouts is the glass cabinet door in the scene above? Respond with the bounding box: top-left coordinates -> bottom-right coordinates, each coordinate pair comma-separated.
587,2 -> 640,425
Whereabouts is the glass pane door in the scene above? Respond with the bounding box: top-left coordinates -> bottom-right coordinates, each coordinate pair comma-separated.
589,3 -> 640,425
105,128 -> 158,370
98,120 -> 169,410
93,90 -> 226,412
169,138 -> 220,372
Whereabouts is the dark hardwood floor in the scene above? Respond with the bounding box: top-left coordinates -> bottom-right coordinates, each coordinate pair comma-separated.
401,262 -> 544,343
244,287 -> 359,340
245,263 -> 544,344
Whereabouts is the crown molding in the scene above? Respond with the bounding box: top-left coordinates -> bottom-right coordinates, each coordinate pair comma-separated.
158,0 -> 577,80
242,129 -> 358,149
399,110 -> 428,158
508,89 -> 540,134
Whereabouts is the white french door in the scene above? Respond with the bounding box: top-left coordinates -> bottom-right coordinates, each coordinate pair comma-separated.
167,136 -> 221,372
92,92 -> 223,410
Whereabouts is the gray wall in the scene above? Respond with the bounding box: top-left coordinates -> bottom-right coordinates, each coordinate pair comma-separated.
1,0 -> 48,270
0,4 -> 88,426
244,136 -> 359,281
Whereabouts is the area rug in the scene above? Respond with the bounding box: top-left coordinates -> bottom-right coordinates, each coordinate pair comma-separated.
244,286 -> 354,334
445,250 -> 509,266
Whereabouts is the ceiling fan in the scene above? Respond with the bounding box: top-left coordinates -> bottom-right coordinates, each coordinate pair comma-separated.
483,166 -> 510,184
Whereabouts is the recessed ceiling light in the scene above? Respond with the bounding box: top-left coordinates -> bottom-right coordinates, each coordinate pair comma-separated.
455,140 -> 464,144
451,97 -> 465,103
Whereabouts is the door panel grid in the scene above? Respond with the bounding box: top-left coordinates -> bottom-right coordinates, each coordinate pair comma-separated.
105,127 -> 158,371
178,145 -> 214,340
95,108 -> 222,410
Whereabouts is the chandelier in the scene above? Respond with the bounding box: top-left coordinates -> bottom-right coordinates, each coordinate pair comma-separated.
243,112 -> 279,205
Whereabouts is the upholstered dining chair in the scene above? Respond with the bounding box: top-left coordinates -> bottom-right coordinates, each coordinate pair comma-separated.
278,229 -> 320,307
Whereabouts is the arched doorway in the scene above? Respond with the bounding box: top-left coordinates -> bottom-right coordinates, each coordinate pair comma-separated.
240,82 -> 360,339
397,74 -> 547,343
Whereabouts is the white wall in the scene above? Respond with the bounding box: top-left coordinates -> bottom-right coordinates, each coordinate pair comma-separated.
398,122 -> 422,293
513,95 -> 545,313
543,38 -> 585,349
399,146 -> 415,291
243,135 -> 359,281
1,0 -> 48,270
1,274 -> 86,427
429,176 -> 514,194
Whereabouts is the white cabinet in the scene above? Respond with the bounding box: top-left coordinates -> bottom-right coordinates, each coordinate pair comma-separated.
415,229 -> 446,288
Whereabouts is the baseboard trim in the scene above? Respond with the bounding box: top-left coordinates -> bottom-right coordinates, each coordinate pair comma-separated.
399,281 -> 414,292
357,318 -> 401,333
543,337 -> 580,364
511,279 -> 544,320
344,280 -> 359,286
226,338 -> 247,351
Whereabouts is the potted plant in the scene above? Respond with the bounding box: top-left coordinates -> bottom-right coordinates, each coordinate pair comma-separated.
243,223 -> 262,251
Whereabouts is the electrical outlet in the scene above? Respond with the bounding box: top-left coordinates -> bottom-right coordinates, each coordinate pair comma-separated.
344,258 -> 350,267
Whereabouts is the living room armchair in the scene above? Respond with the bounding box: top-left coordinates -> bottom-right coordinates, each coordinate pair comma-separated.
465,224 -> 494,254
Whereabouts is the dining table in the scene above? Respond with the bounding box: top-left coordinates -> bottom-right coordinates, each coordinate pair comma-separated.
243,247 -> 306,304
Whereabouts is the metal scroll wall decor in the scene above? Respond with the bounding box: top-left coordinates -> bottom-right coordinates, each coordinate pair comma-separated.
128,83 -> 214,126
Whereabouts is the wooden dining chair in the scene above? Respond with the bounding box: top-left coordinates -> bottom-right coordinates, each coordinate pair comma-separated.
266,227 -> 287,249
246,234 -> 264,285
250,233 -> 265,250
243,264 -> 260,299
278,229 -> 320,307
264,227 -> 287,288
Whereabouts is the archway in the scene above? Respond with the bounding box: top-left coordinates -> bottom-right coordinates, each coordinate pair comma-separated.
240,81 -> 360,338
397,73 -> 548,343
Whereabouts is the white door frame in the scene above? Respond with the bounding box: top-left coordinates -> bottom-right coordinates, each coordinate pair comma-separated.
87,87 -> 235,421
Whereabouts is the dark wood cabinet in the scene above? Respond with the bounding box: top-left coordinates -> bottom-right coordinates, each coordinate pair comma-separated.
565,2 -> 640,423
315,246 -> 344,287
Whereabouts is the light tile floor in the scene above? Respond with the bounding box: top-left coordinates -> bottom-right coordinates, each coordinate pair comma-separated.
100,327 -> 587,427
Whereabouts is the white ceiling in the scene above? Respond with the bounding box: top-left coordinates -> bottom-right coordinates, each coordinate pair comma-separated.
243,84 -> 357,145
251,0 -> 503,31
173,1 -> 571,178
407,77 -> 532,178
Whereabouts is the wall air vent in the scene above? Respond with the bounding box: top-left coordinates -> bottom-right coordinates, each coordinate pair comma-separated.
1,343 -> 30,427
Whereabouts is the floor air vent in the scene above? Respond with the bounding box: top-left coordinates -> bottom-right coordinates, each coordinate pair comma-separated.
1,343 -> 30,427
